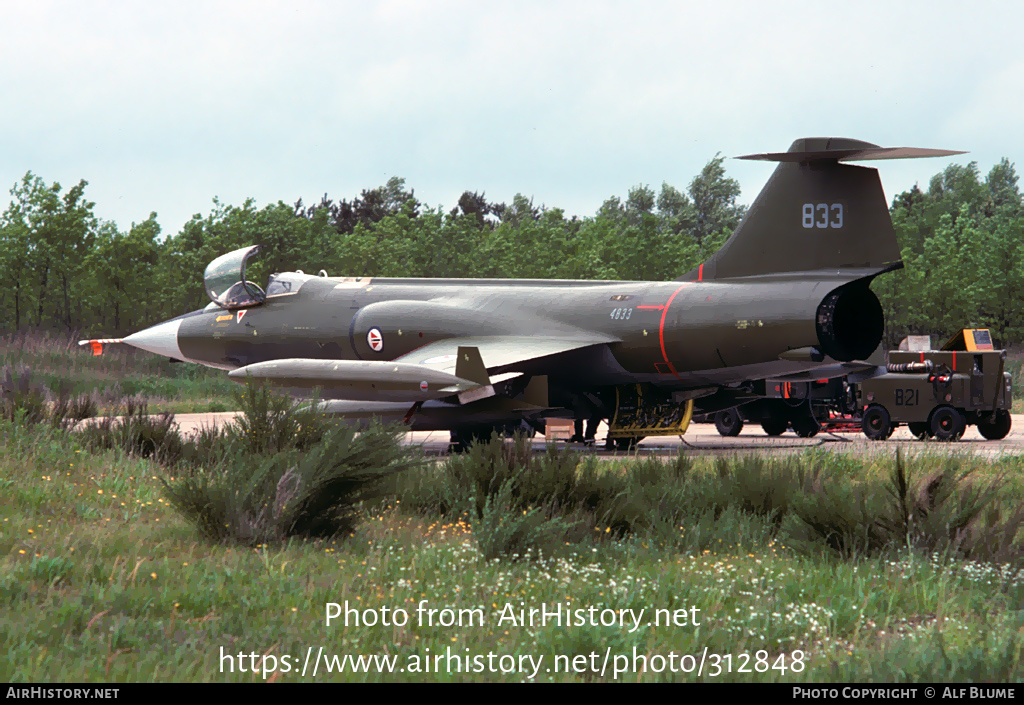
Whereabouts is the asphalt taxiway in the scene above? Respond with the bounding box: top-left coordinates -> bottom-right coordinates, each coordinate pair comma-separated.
167,413 -> 1024,459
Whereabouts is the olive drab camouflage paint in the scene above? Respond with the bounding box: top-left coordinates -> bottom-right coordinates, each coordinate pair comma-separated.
81,138 -> 964,448
858,332 -> 1013,441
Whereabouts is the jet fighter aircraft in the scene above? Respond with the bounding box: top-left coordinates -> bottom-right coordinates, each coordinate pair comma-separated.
82,138 -> 963,449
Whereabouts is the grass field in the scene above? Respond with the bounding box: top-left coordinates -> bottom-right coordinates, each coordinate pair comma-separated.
4,338 -> 1024,682
1,332 -> 237,413
4,413 -> 1024,683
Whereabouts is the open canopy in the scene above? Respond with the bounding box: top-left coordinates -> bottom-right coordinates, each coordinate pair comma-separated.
203,245 -> 266,309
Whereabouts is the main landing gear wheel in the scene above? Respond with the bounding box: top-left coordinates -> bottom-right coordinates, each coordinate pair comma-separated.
714,409 -> 744,437
908,422 -> 933,440
761,418 -> 788,436
791,415 -> 820,438
861,404 -> 892,441
930,406 -> 966,441
612,436 -> 642,451
977,409 -> 1012,441
449,427 -> 497,453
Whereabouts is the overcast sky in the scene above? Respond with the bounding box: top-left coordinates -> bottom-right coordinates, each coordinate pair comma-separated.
1,1 -> 1020,235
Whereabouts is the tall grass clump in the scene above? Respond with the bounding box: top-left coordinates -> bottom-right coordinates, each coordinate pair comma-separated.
579,453 -> 804,550
388,433 -> 599,558
443,433 -> 581,515
228,380 -> 333,454
390,434 -> 803,557
171,381 -> 334,470
78,395 -> 183,462
1,364 -> 97,428
472,478 -> 582,561
163,381 -> 422,544
439,433 -> 592,559
2,331 -> 237,412
791,449 -> 1024,562
163,423 -> 422,545
1,364 -> 51,425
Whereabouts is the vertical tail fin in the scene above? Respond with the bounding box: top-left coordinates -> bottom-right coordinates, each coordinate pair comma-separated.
685,138 -> 965,282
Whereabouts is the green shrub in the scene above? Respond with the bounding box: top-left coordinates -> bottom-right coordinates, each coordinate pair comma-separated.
162,423 -> 422,545
472,478 -> 582,561
790,450 -> 1023,562
1,365 -> 49,424
389,436 -> 1024,562
174,381 -> 335,470
227,381 -> 332,454
78,395 -> 183,463
47,388 -> 98,429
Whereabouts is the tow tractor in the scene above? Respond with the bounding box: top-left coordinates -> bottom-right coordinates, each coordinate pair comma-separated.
708,329 -> 1013,442
857,329 -> 1012,441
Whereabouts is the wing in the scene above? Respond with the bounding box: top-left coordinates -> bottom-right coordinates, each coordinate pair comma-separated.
395,335 -> 613,374
397,334 -> 614,404
228,334 -> 614,403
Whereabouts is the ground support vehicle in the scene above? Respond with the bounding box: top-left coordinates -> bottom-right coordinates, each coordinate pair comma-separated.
710,377 -> 862,438
858,330 -> 1012,441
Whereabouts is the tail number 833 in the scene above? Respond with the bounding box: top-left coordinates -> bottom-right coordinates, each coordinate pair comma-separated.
802,203 -> 843,229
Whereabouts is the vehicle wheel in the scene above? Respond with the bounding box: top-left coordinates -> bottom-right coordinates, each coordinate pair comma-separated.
791,415 -> 820,438
714,409 -> 744,437
908,422 -> 932,440
614,436 -> 642,451
977,409 -> 1012,441
761,418 -> 788,436
861,404 -> 891,441
448,427 -> 495,453
930,406 -> 966,441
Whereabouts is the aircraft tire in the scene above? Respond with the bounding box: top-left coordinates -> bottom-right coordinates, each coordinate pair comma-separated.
761,418 -> 788,436
930,406 -> 966,442
714,409 -> 744,437
791,415 -> 820,438
977,409 -> 1012,441
861,404 -> 891,441
448,427 -> 496,453
908,422 -> 932,440
614,436 -> 642,451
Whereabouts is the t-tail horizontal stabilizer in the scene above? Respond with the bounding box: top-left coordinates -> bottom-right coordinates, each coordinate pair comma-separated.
737,138 -> 965,163
683,137 -> 965,282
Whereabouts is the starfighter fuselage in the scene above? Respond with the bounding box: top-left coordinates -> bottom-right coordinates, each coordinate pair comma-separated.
169,275 -> 864,388
83,138 -> 965,442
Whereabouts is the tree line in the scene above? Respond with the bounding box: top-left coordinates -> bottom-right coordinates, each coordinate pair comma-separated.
1,156 -> 1022,350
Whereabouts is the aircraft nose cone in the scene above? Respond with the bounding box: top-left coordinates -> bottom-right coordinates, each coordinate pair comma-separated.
123,318 -> 185,360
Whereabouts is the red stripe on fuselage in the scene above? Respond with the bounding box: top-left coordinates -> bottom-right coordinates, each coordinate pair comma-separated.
658,284 -> 689,377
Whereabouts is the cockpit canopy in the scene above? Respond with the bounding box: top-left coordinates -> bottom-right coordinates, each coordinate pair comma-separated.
203,245 -> 266,309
